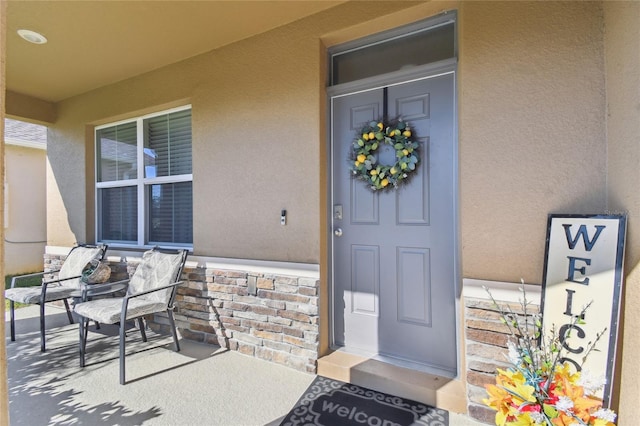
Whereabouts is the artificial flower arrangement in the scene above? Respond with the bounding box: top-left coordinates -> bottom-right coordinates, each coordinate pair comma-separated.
350,119 -> 419,191
483,283 -> 617,426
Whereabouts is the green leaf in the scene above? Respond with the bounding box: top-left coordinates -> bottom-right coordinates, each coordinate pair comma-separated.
375,132 -> 383,140
543,404 -> 558,418
371,142 -> 378,150
394,143 -> 404,150
358,139 -> 364,147
408,163 -> 415,171
410,155 -> 418,163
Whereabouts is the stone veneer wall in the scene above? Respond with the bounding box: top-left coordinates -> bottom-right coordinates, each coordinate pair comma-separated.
464,296 -> 539,424
44,252 -> 320,374
162,265 -> 320,373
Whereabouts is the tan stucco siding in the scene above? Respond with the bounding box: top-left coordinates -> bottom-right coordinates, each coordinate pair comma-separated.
190,24 -> 324,261
4,145 -> 46,274
604,1 -> 640,422
0,1 -> 9,421
459,1 -> 607,284
49,1 -> 419,261
5,91 -> 56,125
49,1 -> 609,274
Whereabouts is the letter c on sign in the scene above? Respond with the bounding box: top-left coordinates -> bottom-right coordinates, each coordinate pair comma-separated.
559,323 -> 585,354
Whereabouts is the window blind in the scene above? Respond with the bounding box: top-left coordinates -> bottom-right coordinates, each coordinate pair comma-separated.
99,186 -> 138,242
148,182 -> 193,244
96,122 -> 138,182
144,109 -> 192,178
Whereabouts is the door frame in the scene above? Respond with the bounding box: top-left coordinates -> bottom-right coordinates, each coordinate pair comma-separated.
325,58 -> 461,377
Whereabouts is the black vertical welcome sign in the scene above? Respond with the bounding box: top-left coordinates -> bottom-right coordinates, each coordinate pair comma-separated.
541,214 -> 626,406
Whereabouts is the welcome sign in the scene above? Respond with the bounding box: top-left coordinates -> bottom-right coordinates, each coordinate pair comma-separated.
541,214 -> 626,406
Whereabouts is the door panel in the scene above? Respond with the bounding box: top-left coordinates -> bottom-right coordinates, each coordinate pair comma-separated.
351,245 -> 380,315
331,73 -> 457,374
397,247 -> 432,326
397,138 -> 430,225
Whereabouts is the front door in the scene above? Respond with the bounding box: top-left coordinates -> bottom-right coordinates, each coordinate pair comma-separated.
331,72 -> 457,375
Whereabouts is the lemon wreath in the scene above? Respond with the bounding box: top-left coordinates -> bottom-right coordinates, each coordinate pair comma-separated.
350,119 -> 419,191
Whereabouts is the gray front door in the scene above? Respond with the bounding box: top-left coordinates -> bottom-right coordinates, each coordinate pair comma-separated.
331,73 -> 457,375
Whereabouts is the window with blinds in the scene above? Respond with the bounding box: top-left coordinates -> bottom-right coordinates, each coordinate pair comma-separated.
95,106 -> 193,247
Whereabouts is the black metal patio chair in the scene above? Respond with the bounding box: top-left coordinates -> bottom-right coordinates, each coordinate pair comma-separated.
73,248 -> 188,384
5,244 -> 108,352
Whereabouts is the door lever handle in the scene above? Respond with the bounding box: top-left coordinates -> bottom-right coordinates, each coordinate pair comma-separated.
334,228 -> 343,237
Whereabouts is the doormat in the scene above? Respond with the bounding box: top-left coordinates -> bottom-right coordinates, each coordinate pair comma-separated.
279,376 -> 448,426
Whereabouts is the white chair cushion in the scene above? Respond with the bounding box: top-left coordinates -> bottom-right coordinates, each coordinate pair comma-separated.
5,246 -> 104,305
74,298 -> 167,325
58,246 -> 104,289
5,285 -> 76,304
127,250 -> 184,305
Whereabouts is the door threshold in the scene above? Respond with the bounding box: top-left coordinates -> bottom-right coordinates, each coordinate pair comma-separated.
317,350 -> 467,414
329,345 -> 456,378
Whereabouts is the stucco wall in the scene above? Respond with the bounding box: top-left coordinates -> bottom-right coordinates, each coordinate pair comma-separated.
48,1 -> 419,263
4,144 -> 46,274
49,1 -> 608,275
603,1 -> 640,422
459,1 -> 607,284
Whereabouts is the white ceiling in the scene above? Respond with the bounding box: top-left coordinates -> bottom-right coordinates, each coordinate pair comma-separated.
6,1 -> 344,103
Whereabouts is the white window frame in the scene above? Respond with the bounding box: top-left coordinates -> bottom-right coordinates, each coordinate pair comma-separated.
94,105 -> 193,249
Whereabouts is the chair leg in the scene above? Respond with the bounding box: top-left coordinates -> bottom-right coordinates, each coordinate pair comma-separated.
63,299 -> 74,324
119,321 -> 126,385
10,301 -> 15,342
79,317 -> 86,367
167,310 -> 181,352
40,303 -> 46,352
137,318 -> 147,342
82,320 -> 90,354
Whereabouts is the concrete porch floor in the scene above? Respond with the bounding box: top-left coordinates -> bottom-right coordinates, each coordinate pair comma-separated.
5,305 -> 483,425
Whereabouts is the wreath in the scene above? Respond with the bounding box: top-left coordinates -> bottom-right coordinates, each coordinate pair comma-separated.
350,119 -> 419,190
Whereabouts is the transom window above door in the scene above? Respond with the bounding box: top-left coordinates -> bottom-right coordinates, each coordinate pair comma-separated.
95,106 -> 193,248
329,14 -> 456,86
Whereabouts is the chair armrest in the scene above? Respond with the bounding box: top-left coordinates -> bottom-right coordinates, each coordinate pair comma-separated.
119,281 -> 185,324
10,271 -> 58,288
11,272 -> 76,291
80,278 -> 130,299
125,280 -> 185,300
42,275 -> 82,288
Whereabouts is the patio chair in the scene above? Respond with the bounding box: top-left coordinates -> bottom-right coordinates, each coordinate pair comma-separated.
73,248 -> 188,385
5,244 -> 108,352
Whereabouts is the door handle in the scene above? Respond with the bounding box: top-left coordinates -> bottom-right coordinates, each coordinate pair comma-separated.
334,228 -> 343,237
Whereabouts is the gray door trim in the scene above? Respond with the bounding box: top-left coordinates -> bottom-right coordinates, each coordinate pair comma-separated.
327,66 -> 461,377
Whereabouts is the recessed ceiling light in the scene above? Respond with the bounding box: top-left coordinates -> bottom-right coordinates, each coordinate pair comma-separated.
17,29 -> 47,45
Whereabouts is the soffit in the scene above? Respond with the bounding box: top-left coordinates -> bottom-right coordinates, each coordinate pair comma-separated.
6,1 -> 344,103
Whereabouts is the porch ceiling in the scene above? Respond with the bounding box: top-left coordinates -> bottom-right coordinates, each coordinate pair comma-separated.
6,1 -> 344,104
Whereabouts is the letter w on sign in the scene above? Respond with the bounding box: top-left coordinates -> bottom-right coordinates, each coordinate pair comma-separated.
562,224 -> 605,251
